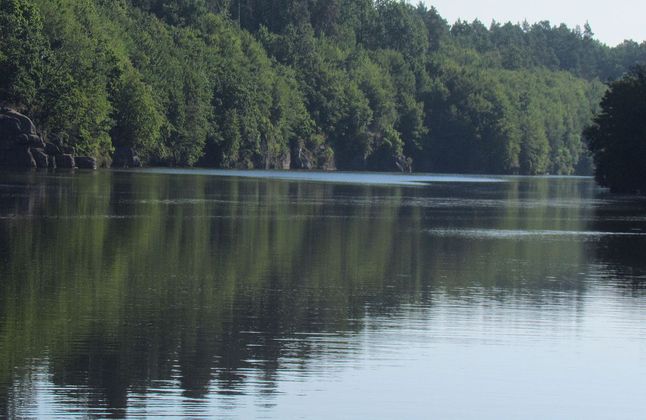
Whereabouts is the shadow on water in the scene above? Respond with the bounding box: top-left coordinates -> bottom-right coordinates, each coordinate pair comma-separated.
588,191 -> 646,293
0,171 -> 644,416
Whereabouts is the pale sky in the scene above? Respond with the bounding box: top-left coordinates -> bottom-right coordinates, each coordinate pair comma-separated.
422,1 -> 646,46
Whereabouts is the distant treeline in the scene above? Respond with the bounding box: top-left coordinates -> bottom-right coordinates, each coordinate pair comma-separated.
2,0 -> 646,173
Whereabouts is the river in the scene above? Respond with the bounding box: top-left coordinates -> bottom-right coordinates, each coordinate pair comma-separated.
0,169 -> 645,418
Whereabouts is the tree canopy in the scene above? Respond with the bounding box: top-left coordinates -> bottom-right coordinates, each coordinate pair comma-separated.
1,0 -> 646,173
585,65 -> 646,194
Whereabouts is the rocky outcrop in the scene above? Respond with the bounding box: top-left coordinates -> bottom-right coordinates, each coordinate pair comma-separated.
56,154 -> 75,169
263,151 -> 291,170
292,140 -> 336,171
294,144 -> 315,170
1,108 -> 40,169
32,148 -> 49,168
2,146 -> 37,168
0,108 -> 100,170
44,142 -> 61,156
112,147 -> 142,168
395,155 -> 413,173
76,156 -> 97,170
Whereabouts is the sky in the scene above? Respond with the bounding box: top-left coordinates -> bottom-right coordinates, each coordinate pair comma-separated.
422,0 -> 646,46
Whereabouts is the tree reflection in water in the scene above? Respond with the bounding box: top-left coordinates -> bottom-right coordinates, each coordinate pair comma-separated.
0,171 -> 644,417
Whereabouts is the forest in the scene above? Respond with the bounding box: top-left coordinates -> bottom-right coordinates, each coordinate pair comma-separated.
2,0 -> 646,174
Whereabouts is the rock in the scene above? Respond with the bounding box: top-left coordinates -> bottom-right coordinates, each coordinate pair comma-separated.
56,154 -> 75,169
44,142 -> 61,156
112,147 -> 142,168
31,148 -> 49,169
3,108 -> 38,135
0,133 -> 18,150
0,108 -> 46,169
395,155 -> 413,173
1,108 -> 101,171
75,156 -> 97,170
0,108 -> 37,136
17,133 -> 29,145
61,146 -> 75,155
5,146 -> 37,169
28,134 -> 45,149
291,140 -> 336,171
321,156 -> 336,171
0,115 -> 21,147
263,151 -> 291,170
280,152 -> 291,170
295,145 -> 314,170
22,148 -> 37,169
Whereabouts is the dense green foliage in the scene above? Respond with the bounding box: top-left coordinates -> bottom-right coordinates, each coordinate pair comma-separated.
585,65 -> 646,193
1,0 -> 645,173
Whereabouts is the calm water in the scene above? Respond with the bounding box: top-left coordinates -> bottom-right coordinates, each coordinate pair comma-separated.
0,170 -> 645,419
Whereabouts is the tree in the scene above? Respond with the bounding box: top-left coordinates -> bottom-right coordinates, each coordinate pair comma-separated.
585,65 -> 646,194
0,0 -> 48,108
0,0 -> 636,172
109,66 -> 163,160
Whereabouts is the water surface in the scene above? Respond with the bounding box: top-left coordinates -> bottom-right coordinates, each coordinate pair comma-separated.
0,169 -> 645,418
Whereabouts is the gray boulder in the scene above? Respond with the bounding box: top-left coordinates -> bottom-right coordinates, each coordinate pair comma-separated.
75,156 -> 97,170
294,143 -> 314,169
5,109 -> 37,135
16,133 -> 30,145
0,108 -> 95,170
7,147 -> 37,168
0,108 -> 45,169
0,115 -> 21,150
291,140 -> 335,171
56,154 -> 76,169
28,135 -> 45,149
31,148 -> 49,169
395,155 -> 413,173
44,142 -> 61,156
